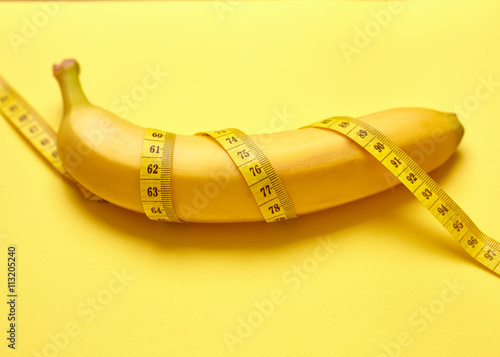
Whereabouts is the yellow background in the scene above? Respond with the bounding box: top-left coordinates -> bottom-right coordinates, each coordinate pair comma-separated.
1,1 -> 500,356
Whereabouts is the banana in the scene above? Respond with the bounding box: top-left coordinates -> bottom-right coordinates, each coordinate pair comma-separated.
53,59 -> 464,223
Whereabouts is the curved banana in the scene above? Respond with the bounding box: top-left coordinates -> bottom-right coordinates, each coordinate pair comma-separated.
54,59 -> 464,223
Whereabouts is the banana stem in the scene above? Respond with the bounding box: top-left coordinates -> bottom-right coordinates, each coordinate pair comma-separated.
53,59 -> 90,115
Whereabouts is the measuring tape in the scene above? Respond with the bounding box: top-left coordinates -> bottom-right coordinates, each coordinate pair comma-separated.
139,128 -> 181,222
0,76 -> 102,201
2,74 -> 499,276
305,116 -> 500,275
197,128 -> 297,222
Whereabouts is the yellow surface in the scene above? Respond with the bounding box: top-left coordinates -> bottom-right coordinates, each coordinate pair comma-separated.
1,1 -> 500,356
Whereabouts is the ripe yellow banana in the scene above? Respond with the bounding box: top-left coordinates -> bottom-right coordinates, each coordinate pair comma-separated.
54,59 -> 464,223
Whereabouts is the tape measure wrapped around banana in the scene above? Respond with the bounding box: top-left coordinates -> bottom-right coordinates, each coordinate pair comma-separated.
4,59 -> 498,275
53,59 -> 464,224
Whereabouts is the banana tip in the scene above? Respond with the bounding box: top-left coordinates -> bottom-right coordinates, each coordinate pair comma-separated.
446,112 -> 465,144
53,59 -> 80,78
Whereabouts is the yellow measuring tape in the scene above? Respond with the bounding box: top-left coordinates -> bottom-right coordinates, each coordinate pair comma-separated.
197,128 -> 297,222
306,116 -> 500,275
139,128 -> 181,223
0,76 -> 102,201
2,74 -> 499,276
